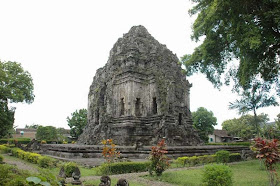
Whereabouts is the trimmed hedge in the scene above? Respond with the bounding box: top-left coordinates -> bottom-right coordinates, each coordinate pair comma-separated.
176,152 -> 241,167
215,150 -> 230,164
97,161 -> 151,175
229,153 -> 241,162
0,155 -> 3,163
7,146 -> 57,168
0,138 -> 31,144
0,145 -> 11,153
206,142 -> 250,146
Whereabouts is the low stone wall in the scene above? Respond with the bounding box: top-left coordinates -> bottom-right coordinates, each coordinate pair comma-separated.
40,144 -> 250,159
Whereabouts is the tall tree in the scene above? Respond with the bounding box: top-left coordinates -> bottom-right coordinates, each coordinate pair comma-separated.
183,0 -> 280,93
0,61 -> 34,138
67,108 -> 87,138
192,107 -> 217,143
229,81 -> 278,135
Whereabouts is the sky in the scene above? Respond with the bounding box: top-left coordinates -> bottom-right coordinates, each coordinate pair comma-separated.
0,0 -> 279,130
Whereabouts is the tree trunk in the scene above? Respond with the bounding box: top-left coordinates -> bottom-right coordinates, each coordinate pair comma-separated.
253,108 -> 259,137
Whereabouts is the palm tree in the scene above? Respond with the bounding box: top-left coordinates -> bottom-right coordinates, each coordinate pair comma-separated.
229,81 -> 279,136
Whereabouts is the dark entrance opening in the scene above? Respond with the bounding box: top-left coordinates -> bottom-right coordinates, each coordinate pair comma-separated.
120,98 -> 125,116
135,98 -> 141,116
179,113 -> 182,125
152,97 -> 157,115
95,108 -> 99,124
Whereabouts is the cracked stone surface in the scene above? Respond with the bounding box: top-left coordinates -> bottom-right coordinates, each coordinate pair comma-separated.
78,25 -> 202,146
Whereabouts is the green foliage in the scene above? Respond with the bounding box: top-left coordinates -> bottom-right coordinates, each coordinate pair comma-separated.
26,176 -> 51,186
96,161 -> 150,175
0,144 -> 11,153
229,153 -> 241,162
176,152 -> 241,167
215,150 -> 230,164
261,114 -> 280,140
0,138 -> 31,144
0,101 -> 14,139
148,139 -> 170,176
0,158 -> 59,186
229,81 -> 278,135
0,164 -> 30,185
192,107 -> 217,142
184,0 -> 280,94
0,154 -> 3,163
38,156 -> 57,168
206,142 -> 251,146
36,126 -> 58,141
0,61 -> 35,138
67,108 -> 87,138
222,114 -> 268,140
64,162 -> 78,177
202,164 -> 233,186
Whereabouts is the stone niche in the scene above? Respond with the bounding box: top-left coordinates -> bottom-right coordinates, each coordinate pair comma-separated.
78,25 -> 202,146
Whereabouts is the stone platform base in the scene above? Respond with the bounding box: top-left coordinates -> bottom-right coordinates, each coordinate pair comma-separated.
41,144 -> 250,159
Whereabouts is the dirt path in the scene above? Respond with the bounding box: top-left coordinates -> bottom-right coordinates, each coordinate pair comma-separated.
80,166 -> 206,186
2,154 -> 205,186
2,154 -> 39,173
80,172 -> 175,186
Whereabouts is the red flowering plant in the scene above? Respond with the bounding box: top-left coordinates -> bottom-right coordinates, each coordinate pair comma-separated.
253,138 -> 280,186
148,139 -> 170,176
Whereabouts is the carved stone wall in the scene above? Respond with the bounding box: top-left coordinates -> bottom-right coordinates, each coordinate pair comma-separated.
78,25 -> 202,146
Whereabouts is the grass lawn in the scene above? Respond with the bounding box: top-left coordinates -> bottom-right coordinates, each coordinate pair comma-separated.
144,160 -> 280,186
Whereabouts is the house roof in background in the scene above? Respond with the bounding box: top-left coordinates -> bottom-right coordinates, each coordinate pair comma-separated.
213,129 -> 231,138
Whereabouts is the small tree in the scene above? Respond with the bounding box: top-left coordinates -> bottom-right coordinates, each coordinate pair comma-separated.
253,138 -> 280,186
101,139 -> 120,175
192,107 -> 217,143
67,109 -> 87,138
36,126 -> 58,141
101,139 -> 120,163
148,139 -> 170,176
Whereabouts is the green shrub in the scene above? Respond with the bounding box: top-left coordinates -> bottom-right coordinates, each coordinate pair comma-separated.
176,157 -> 189,167
11,148 -> 22,157
38,156 -> 57,168
189,156 -> 199,166
215,150 -> 230,164
202,164 -> 233,186
29,153 -> 42,164
206,142 -> 250,146
0,138 -> 31,144
176,152 -> 242,167
0,145 -> 10,153
229,153 -> 241,162
0,164 -> 30,185
64,162 -> 78,177
97,161 -> 150,175
0,155 -> 3,163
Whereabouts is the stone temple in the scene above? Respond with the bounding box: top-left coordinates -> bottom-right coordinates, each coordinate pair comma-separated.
78,25 -> 202,146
